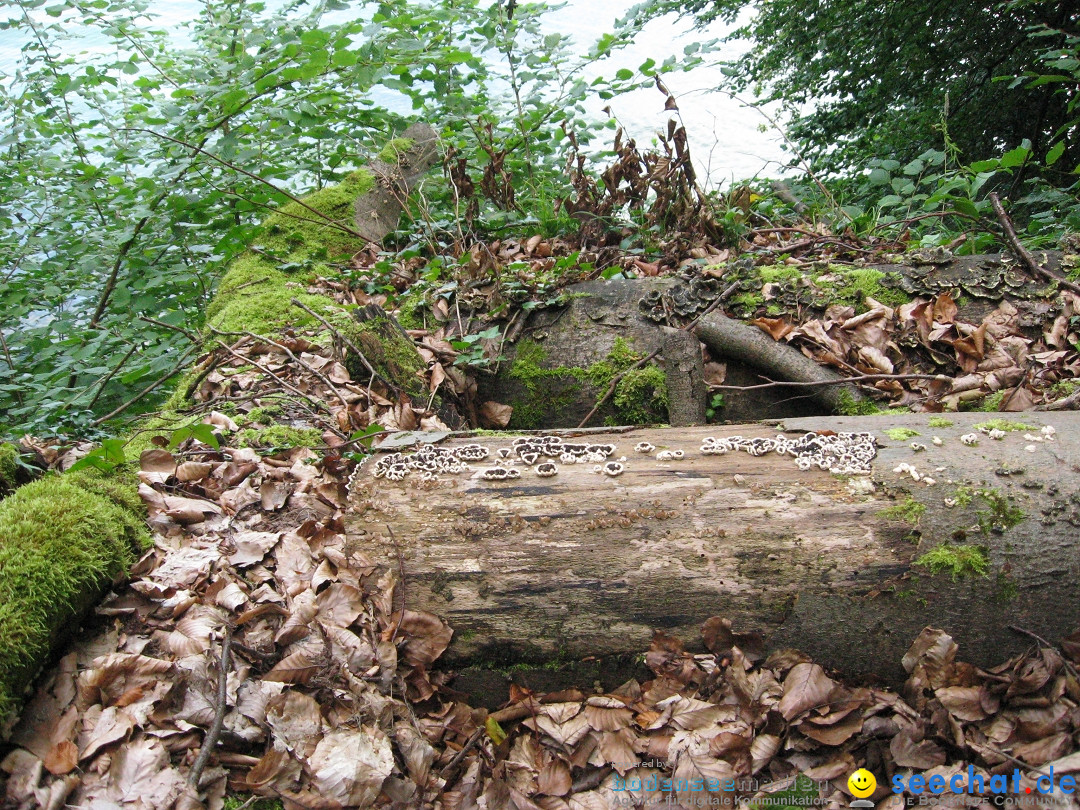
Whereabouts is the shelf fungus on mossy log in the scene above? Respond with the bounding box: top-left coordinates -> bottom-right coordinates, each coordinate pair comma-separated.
346,411 -> 1080,686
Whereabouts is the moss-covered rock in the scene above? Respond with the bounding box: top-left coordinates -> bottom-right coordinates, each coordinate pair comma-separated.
0,469 -> 148,718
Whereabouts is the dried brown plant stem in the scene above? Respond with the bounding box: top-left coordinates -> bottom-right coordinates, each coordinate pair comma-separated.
188,625 -> 234,789
709,372 -> 951,392
209,326 -> 350,412
989,192 -> 1080,296
289,297 -> 400,394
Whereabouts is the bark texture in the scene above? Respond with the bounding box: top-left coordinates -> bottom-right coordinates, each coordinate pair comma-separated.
347,412 -> 1080,685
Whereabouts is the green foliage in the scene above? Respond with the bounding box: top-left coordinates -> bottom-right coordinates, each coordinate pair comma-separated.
927,416 -> 954,428
452,326 -> 503,369
0,0 -> 703,438
915,544 -> 990,581
650,0 -> 1078,175
0,469 -> 147,717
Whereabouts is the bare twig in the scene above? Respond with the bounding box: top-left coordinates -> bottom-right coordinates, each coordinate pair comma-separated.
989,193 -> 1080,296
188,624 -> 234,789
576,348 -> 662,429
209,326 -> 351,412
125,128 -> 376,242
1008,625 -> 1080,681
138,315 -> 200,343
90,345 -> 198,426
212,340 -> 331,417
1037,386 -> 1080,411
289,297 -> 400,393
388,525 -> 406,645
708,372 -> 951,392
87,344 -> 140,410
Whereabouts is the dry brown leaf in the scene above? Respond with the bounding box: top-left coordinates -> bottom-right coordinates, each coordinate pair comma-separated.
778,663 -> 835,721
538,757 -> 572,797
43,740 -> 78,776
397,610 -> 454,667
263,641 -> 324,685
479,400 -> 514,429
890,728 -> 946,769
308,726 -> 394,807
78,705 -> 136,761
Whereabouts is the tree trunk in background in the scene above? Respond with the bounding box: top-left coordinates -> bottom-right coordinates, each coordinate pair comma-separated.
347,412 -> 1080,685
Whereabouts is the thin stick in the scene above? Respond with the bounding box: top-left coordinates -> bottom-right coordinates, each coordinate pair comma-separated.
289,297 -> 399,393
709,372 -> 950,392
988,193 -> 1080,296
576,348 -> 661,429
138,315 -> 200,343
90,345 -> 198,426
209,326 -> 351,412
87,344 -> 140,410
683,280 -> 741,331
188,625 -> 233,789
388,526 -> 406,645
212,340 -> 329,415
126,129 -> 375,242
1008,625 -> 1080,681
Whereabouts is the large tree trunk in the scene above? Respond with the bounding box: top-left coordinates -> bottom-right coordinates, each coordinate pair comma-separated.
347,411 -> 1080,685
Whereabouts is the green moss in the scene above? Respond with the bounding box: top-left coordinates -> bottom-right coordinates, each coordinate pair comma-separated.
337,314 -> 426,396
915,544 -> 989,580
884,427 -> 920,440
508,340 -> 586,429
0,471 -> 148,717
836,390 -> 882,415
758,265 -> 806,284
952,485 -> 975,508
224,796 -> 283,810
0,444 -> 19,494
972,418 -> 1034,432
239,404 -> 284,426
995,571 -> 1019,602
378,137 -> 414,163
975,488 -> 1025,534
730,291 -> 764,311
970,391 -> 1006,412
613,366 -> 668,424
238,424 -> 322,450
928,416 -> 954,428
206,171 -> 372,336
879,497 -> 926,525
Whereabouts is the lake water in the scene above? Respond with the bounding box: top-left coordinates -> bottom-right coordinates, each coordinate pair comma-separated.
0,0 -> 788,185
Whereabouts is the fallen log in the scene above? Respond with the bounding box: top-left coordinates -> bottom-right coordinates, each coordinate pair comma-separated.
347,411 -> 1080,685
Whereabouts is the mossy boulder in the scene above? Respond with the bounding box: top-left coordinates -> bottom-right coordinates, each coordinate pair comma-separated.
0,469 -> 148,719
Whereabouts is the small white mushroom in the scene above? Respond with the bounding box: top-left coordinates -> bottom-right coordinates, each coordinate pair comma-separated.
960,433 -> 979,446
634,442 -> 655,453
932,436 -> 944,446
535,462 -> 558,477
671,449 -> 684,459
988,428 -> 1006,440
656,450 -> 673,462
910,443 -> 927,452
602,461 -> 624,477
944,498 -> 957,508
1025,445 -> 1037,453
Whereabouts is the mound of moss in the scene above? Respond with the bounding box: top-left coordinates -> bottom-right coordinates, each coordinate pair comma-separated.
0,469 -> 148,718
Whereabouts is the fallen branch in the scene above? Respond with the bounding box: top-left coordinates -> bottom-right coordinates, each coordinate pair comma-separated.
188,624 -> 234,790
1037,387 -> 1080,411
694,312 -> 865,413
213,340 -> 332,418
709,372 -> 951,392
988,193 -> 1080,296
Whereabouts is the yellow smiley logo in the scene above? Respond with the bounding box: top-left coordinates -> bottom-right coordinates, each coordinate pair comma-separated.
848,769 -> 877,799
